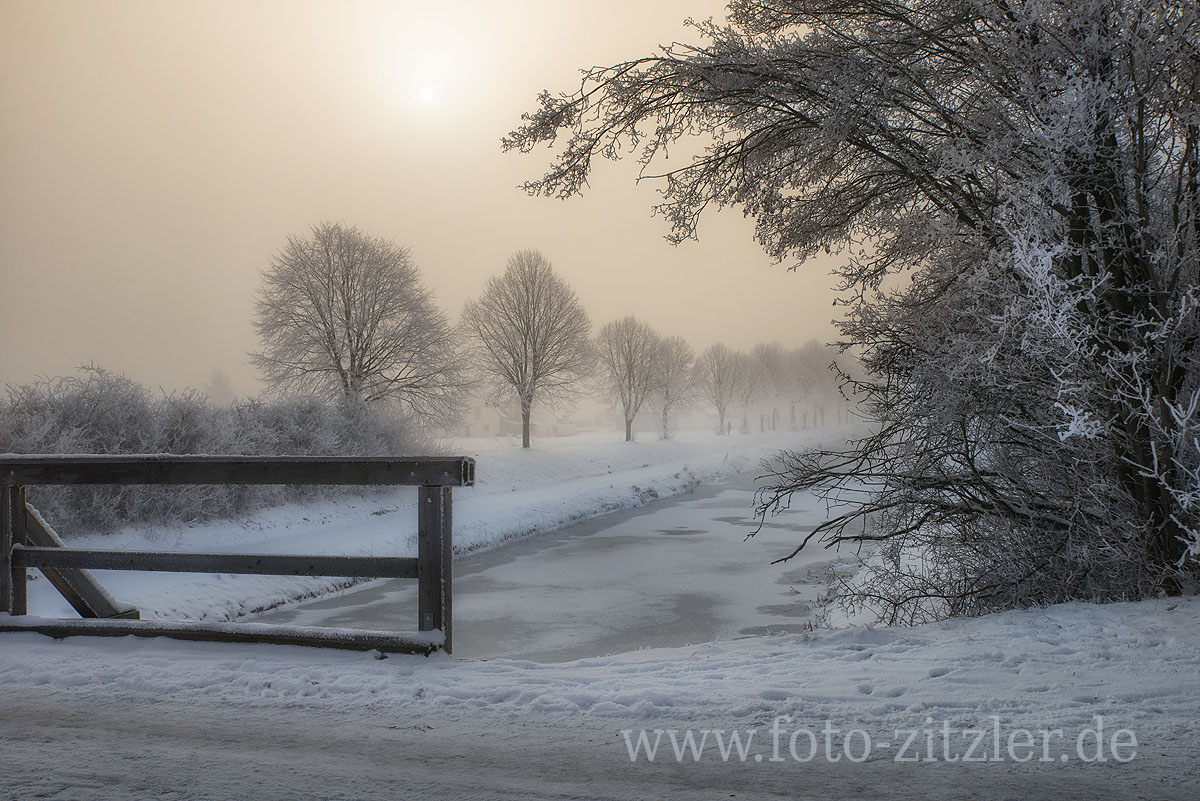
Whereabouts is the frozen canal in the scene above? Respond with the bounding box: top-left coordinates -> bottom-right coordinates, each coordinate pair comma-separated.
256,472 -> 858,660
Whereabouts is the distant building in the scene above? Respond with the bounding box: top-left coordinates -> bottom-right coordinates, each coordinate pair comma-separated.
459,400 -> 504,438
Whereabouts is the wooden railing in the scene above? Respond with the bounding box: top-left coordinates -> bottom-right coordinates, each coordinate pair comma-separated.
0,455 -> 474,654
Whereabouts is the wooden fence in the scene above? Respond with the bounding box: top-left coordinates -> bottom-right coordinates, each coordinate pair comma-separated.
0,455 -> 474,654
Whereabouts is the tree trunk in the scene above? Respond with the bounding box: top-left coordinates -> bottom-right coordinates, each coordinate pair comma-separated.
522,406 -> 531,449
662,406 -> 669,440
625,417 -> 633,442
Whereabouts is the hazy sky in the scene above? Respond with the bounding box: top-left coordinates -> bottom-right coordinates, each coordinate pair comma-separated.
0,0 -> 841,396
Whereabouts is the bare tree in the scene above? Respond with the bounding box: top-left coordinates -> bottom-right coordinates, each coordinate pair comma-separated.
653,335 -> 694,440
596,316 -> 662,441
251,222 -> 466,424
203,370 -> 237,406
787,340 -> 846,427
695,342 -> 740,435
460,250 -> 593,448
734,350 -> 766,433
751,342 -> 789,430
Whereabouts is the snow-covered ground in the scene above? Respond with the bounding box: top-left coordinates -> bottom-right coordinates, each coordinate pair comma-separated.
1,597 -> 1195,799
4,423 -> 1197,798
255,472 -> 857,661
25,427 -> 850,622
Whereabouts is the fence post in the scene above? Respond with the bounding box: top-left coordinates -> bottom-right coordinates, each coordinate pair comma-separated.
441,486 -> 453,655
417,485 -> 453,653
9,486 -> 27,615
0,477 -> 11,613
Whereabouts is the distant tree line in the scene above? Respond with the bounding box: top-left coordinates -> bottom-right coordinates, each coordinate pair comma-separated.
251,223 -> 852,448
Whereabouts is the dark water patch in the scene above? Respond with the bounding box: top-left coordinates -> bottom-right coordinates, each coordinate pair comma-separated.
738,623 -> 817,636
775,560 -> 843,586
756,602 -> 813,617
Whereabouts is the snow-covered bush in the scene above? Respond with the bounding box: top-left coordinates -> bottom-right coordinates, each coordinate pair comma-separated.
0,366 -> 428,535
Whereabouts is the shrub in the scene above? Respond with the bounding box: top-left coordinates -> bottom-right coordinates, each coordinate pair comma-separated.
0,366 -> 429,535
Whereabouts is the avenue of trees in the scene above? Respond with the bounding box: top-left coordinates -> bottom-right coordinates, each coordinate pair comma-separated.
503,0 -> 1200,617
588,315 -> 841,443
244,225 -> 838,450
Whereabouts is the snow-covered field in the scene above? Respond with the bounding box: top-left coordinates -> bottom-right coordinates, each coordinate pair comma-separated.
25,428 -> 848,622
1,596 -> 1195,799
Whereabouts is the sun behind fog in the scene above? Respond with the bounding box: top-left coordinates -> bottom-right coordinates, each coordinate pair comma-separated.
419,86 -> 435,102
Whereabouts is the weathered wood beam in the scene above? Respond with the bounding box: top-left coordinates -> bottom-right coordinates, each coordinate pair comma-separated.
0,481 -> 10,613
22,503 -> 138,619
0,617 -> 444,654
417,485 -> 453,653
10,486 -> 27,615
12,546 -> 420,579
0,455 -> 475,487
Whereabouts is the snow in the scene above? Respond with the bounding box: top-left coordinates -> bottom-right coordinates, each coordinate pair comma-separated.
3,423 -> 1197,797
24,428 -> 851,622
0,597 -> 1195,798
255,471 -> 856,661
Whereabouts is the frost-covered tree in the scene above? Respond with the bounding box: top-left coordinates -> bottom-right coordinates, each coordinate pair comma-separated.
653,335 -> 695,439
695,342 -> 741,435
504,0 -> 1200,617
596,316 -> 663,441
460,250 -> 593,448
252,222 -> 466,424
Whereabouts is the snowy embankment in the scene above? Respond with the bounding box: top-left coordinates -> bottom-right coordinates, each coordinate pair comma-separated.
26,428 -> 851,623
1,597 -> 1195,799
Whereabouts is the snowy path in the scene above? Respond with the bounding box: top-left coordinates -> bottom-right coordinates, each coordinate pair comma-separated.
1,598 -> 1196,799
255,472 -> 856,661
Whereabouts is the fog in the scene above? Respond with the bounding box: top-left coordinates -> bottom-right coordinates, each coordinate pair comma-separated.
0,0 -> 841,396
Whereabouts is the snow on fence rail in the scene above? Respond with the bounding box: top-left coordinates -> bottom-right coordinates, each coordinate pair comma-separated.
0,455 -> 474,654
